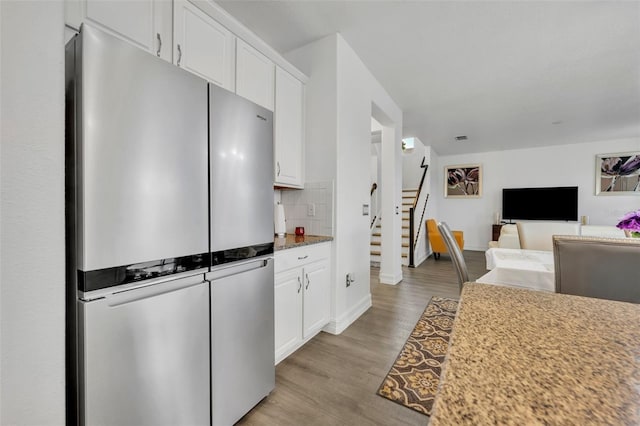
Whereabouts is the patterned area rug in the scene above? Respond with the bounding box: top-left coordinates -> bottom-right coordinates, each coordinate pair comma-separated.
377,297 -> 459,416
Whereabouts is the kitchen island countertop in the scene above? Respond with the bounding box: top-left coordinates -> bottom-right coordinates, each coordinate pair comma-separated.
430,282 -> 640,425
274,234 -> 333,251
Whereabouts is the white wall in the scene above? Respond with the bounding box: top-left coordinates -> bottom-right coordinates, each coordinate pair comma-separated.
336,34 -> 403,320
1,1 -> 66,424
402,137 -> 427,189
286,34 -> 403,333
436,137 -> 640,250
409,145 -> 438,265
1,4 -> 3,420
370,144 -> 380,217
286,36 -> 337,183
424,148 -> 441,252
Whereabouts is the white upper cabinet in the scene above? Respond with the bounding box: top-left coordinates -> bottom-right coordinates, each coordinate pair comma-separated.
66,0 -> 306,189
274,66 -> 304,188
173,0 -> 235,91
235,39 -> 275,111
65,0 -> 172,62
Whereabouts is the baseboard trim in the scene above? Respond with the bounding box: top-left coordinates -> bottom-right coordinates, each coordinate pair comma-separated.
413,252 -> 428,267
465,246 -> 486,252
323,294 -> 372,335
379,271 -> 402,285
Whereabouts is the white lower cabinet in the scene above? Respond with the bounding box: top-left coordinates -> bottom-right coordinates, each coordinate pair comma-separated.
274,268 -> 303,361
274,242 -> 331,364
302,259 -> 329,339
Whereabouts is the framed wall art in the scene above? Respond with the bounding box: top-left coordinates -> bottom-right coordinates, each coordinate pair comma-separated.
444,164 -> 482,198
595,152 -> 640,195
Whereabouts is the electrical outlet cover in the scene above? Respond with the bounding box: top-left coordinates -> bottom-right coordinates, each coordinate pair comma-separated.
307,203 -> 316,216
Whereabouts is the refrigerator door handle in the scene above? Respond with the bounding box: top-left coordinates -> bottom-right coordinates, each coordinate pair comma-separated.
207,257 -> 271,281
106,274 -> 205,307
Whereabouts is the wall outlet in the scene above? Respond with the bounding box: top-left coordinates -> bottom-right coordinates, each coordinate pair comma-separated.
307,203 -> 316,216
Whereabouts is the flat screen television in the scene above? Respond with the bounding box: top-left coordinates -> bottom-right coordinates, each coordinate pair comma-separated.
502,186 -> 578,221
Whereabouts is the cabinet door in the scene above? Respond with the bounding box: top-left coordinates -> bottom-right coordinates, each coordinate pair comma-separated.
236,39 -> 275,111
173,0 -> 235,91
274,268 -> 303,364
302,259 -> 330,339
66,0 -> 172,62
274,67 -> 304,188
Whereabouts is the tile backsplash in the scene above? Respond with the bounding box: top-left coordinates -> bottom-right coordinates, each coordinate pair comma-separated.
279,181 -> 334,237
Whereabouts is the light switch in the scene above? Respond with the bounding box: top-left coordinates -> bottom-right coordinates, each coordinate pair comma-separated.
362,204 -> 369,215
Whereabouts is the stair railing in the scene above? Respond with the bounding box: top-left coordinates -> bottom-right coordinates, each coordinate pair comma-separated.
370,182 -> 380,231
409,159 -> 429,267
412,193 -> 429,254
370,209 -> 381,234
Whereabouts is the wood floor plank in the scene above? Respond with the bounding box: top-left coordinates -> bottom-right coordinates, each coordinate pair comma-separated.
237,251 -> 487,426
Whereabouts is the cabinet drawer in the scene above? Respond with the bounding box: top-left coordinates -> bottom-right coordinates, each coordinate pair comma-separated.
274,243 -> 330,274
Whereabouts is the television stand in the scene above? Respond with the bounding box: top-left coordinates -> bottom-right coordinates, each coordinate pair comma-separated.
492,224 -> 503,242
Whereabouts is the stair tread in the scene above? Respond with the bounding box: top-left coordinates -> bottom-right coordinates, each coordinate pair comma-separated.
371,251 -> 381,256
370,241 -> 381,246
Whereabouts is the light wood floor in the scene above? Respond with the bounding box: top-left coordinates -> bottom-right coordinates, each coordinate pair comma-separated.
237,251 -> 487,426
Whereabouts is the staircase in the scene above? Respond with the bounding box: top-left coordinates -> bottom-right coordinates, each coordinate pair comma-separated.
370,188 -> 417,266
370,225 -> 381,265
401,189 -> 417,265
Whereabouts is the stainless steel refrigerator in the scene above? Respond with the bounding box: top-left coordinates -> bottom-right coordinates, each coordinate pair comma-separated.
66,23 -> 274,426
207,85 -> 275,426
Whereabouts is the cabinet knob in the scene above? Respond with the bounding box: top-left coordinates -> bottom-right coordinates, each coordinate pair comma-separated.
156,33 -> 162,57
177,44 -> 182,67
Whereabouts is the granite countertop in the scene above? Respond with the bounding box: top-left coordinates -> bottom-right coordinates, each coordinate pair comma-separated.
430,283 -> 640,425
274,234 -> 333,251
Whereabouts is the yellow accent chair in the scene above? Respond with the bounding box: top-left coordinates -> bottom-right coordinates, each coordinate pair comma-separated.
426,219 -> 464,260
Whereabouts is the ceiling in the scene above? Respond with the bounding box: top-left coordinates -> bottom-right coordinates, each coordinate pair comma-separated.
217,1 -> 640,155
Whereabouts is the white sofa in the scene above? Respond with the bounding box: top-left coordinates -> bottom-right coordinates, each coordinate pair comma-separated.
489,222 -> 625,251
489,224 -> 520,249
517,222 -> 581,251
580,225 -> 627,238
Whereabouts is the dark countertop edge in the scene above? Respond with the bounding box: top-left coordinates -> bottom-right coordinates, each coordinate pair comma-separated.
274,235 -> 333,251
